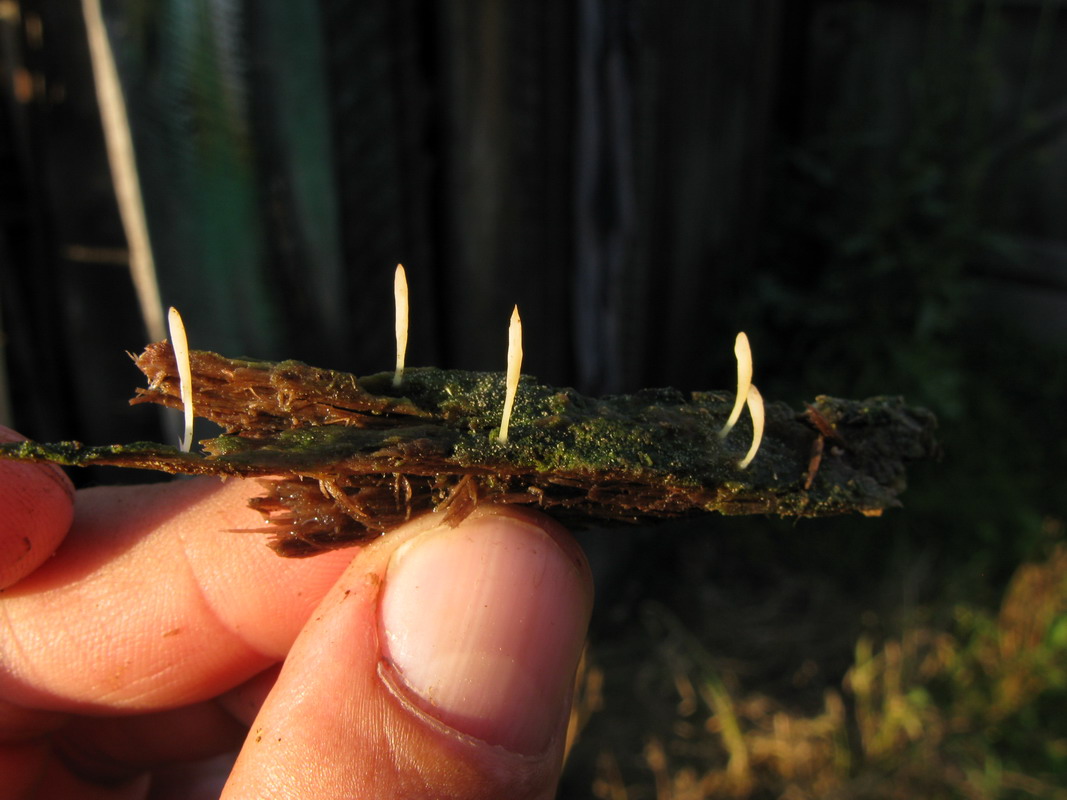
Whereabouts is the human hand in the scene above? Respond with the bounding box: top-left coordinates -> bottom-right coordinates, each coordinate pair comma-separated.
0,426 -> 593,799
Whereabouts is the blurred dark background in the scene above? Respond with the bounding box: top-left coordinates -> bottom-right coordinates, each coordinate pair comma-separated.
3,1 -> 1067,797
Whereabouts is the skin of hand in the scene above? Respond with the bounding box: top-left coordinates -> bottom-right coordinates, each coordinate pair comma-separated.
0,427 -> 593,799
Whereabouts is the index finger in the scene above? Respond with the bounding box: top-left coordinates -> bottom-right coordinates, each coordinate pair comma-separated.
0,476 -> 355,715
0,427 -> 74,588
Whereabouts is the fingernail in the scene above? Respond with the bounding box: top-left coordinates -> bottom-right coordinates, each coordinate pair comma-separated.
379,513 -> 591,755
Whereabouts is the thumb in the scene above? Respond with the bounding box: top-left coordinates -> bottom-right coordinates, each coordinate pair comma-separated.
222,506 -> 593,800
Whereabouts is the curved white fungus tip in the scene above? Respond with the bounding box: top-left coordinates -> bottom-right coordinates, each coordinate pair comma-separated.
738,384 -> 765,470
167,306 -> 194,453
719,331 -> 753,438
498,305 -> 523,443
393,264 -> 409,387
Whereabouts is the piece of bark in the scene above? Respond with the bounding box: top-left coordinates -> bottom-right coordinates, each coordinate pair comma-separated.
0,342 -> 939,556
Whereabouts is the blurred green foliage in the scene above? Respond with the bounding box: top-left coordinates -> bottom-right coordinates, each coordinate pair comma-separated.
583,543 -> 1067,799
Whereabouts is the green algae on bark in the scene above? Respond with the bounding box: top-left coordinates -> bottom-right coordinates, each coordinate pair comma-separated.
0,342 -> 939,556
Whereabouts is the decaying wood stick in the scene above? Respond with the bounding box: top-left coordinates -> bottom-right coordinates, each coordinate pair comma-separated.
0,342 -> 939,556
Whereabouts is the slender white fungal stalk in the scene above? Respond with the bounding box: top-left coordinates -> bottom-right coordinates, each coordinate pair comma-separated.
393,264 -> 409,387
498,305 -> 523,443
738,384 -> 765,470
168,307 -> 194,452
719,331 -> 753,438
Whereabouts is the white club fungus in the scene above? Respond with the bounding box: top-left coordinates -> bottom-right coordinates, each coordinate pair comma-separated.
738,384 -> 765,470
393,264 -> 409,387
498,306 -> 523,443
719,331 -> 753,438
167,306 -> 194,452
